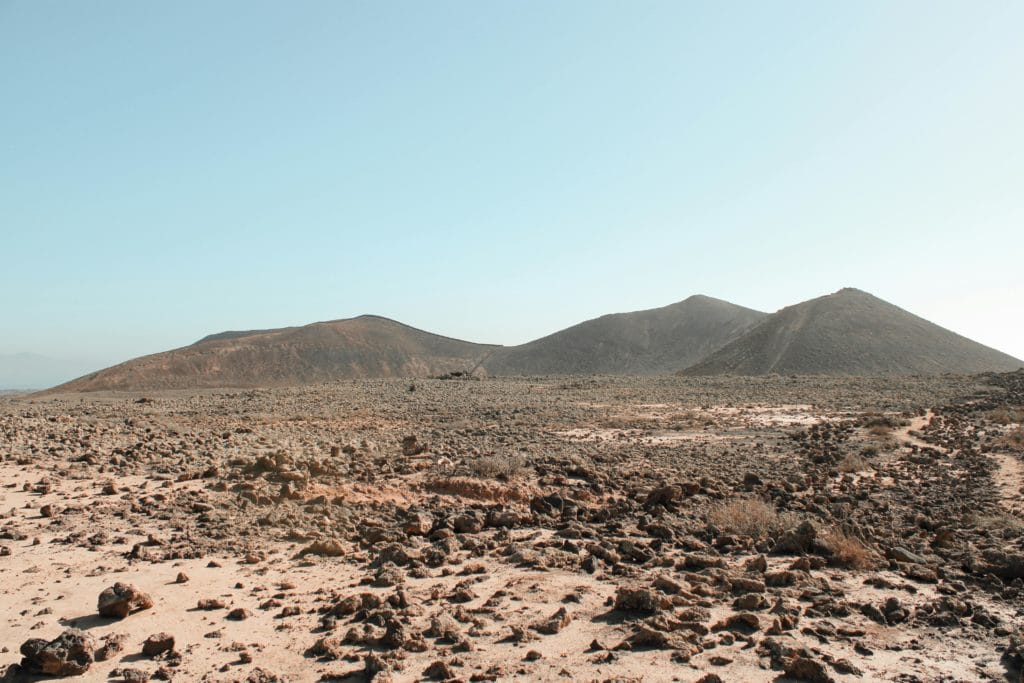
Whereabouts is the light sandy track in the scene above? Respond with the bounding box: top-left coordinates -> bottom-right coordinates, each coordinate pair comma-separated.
991,452 -> 1024,516
894,411 -> 945,453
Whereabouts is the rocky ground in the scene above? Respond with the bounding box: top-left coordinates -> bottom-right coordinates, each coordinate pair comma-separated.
1,373 -> 1022,682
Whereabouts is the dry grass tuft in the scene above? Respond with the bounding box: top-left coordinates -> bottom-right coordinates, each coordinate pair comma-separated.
862,414 -> 910,430
987,407 -> 1024,425
999,427 -> 1024,450
867,424 -> 893,437
466,453 -> 528,480
838,452 -> 871,473
821,528 -> 876,569
666,410 -> 703,431
707,498 -> 796,539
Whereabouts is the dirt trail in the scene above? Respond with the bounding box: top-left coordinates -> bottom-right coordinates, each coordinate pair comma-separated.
991,451 -> 1024,515
894,411 -> 945,453
892,412 -> 1022,515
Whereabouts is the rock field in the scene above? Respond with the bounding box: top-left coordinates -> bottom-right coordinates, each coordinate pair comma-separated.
1,373 -> 1022,682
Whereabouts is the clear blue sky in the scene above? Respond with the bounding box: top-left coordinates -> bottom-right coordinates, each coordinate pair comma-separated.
2,1 -> 1022,384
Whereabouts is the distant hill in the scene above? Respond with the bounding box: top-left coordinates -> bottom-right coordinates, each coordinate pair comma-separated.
681,288 -> 1023,376
44,288 -> 1023,392
482,295 -> 766,375
52,316 -> 499,392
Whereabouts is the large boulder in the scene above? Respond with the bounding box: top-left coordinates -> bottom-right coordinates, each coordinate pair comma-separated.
20,630 -> 96,677
97,583 -> 154,619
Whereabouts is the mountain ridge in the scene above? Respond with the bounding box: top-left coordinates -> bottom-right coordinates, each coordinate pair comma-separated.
480,295 -> 766,375
45,288 -> 1023,392
680,288 -> 1022,376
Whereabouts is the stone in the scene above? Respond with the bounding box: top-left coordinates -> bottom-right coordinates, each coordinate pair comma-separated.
890,546 -> 928,564
95,633 -> 126,661
298,539 -> 345,557
532,607 -> 572,635
773,521 -> 818,555
20,629 -> 96,677
142,632 -> 175,657
403,512 -> 433,536
97,583 -> 154,619
784,654 -> 835,682
614,586 -> 663,613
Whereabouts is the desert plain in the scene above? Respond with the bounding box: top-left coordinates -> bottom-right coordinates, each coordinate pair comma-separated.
1,372 -> 1023,682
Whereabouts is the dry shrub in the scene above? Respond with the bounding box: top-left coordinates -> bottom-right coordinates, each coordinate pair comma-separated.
707,498 -> 796,539
863,414 -> 910,430
838,453 -> 870,473
987,407 -> 1024,425
597,416 -> 633,430
867,424 -> 893,437
666,410 -> 702,430
467,453 -> 527,480
1000,427 -> 1024,450
821,528 -> 876,569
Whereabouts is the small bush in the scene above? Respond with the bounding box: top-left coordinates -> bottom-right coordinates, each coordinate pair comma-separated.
862,414 -> 910,429
867,424 -> 893,437
838,453 -> 870,473
1000,427 -> 1024,450
821,528 -> 876,569
987,407 -> 1024,425
707,498 -> 796,539
666,410 -> 702,430
467,453 -> 527,480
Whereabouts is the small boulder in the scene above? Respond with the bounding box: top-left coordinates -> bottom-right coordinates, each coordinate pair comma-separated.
614,586 -> 663,613
97,583 -> 154,619
20,629 -> 96,677
773,521 -> 817,555
142,633 -> 175,658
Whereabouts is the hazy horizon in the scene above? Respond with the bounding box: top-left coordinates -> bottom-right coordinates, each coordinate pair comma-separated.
2,2 -> 1022,387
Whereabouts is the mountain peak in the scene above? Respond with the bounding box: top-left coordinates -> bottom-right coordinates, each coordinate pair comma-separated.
480,296 -> 767,375
683,290 -> 1022,376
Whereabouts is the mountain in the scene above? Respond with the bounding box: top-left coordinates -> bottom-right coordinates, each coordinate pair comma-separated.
52,315 -> 499,392
44,288 -> 1023,392
681,288 -> 1023,376
482,295 -> 767,375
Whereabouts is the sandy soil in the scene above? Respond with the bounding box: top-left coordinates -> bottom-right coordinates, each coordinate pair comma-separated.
1,374 -> 1022,682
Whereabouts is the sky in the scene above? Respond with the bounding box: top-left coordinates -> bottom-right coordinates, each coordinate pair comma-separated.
1,1 -> 1022,387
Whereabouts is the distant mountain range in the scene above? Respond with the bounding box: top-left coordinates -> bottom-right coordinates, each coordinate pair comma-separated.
47,288 -> 1022,391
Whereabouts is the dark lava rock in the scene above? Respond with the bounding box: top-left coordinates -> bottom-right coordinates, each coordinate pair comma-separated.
97,583 -> 154,619
142,632 -> 175,657
20,629 -> 96,677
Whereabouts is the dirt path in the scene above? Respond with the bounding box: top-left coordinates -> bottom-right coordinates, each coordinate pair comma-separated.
894,411 -> 946,453
991,451 -> 1024,516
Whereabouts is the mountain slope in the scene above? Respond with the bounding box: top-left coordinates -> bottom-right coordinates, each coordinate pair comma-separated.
53,316 -> 500,391
681,288 -> 1023,376
482,295 -> 767,375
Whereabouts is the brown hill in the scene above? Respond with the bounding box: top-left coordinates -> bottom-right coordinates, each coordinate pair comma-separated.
482,295 -> 766,375
53,315 -> 500,392
681,288 -> 1023,376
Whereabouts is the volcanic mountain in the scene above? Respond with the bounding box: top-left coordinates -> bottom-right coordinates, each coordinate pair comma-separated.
481,295 -> 766,375
681,288 -> 1022,376
54,316 -> 499,391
